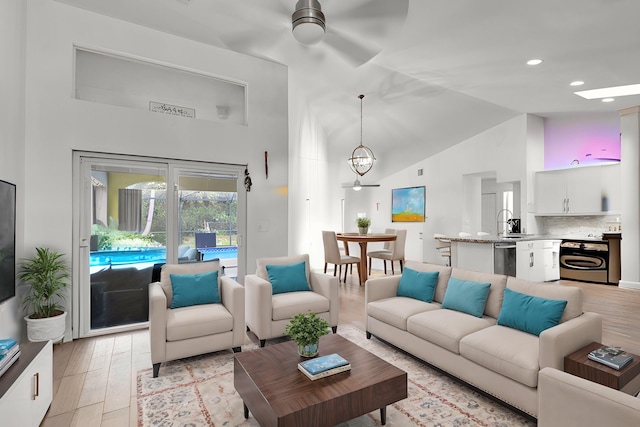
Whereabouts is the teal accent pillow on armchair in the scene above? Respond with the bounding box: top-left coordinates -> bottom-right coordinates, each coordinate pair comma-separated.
169,270 -> 220,309
266,261 -> 311,294
396,268 -> 439,302
441,277 -> 491,318
497,288 -> 567,336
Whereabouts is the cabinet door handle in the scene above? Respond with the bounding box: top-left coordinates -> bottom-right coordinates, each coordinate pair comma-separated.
33,372 -> 39,400
529,252 -> 534,268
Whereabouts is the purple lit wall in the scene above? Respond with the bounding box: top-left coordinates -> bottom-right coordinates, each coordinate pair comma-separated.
544,112 -> 620,170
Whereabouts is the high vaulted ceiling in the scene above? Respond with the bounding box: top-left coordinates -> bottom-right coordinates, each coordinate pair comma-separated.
56,0 -> 640,177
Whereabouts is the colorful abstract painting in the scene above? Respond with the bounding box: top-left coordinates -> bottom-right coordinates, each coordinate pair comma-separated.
392,186 -> 425,222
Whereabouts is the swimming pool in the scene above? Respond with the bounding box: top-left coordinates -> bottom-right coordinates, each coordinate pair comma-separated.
90,246 -> 238,267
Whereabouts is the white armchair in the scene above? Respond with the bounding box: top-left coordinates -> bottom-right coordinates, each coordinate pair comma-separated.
149,260 -> 245,377
245,254 -> 339,347
538,367 -> 640,426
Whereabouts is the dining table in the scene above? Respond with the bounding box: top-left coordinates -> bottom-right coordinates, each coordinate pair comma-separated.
336,233 -> 397,286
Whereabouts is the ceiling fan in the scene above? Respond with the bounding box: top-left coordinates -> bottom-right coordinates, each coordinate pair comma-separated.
217,0 -> 410,67
342,177 -> 380,191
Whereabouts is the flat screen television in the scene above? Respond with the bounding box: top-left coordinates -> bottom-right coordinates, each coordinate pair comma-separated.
0,180 -> 16,304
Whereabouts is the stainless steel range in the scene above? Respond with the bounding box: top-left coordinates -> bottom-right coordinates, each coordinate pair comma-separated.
559,234 -> 621,284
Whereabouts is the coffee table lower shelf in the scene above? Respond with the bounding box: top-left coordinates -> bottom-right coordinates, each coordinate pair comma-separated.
234,334 -> 407,427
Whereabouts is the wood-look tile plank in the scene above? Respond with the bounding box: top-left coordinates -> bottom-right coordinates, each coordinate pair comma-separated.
103,351 -> 132,413
53,341 -> 76,380
77,367 -> 109,408
48,373 -> 86,417
70,402 -> 104,427
130,352 -> 151,395
64,338 -> 96,376
101,407 -> 130,427
41,410 -> 74,427
88,337 -> 114,372
112,333 -> 132,355
129,396 -> 137,427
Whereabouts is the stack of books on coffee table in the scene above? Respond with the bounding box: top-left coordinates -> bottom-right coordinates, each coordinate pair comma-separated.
0,338 -> 20,377
588,346 -> 634,370
298,353 -> 351,380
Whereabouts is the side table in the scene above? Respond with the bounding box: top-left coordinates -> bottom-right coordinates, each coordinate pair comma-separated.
564,341 -> 640,395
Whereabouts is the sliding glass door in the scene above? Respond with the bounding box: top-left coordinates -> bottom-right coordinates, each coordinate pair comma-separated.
74,153 -> 245,338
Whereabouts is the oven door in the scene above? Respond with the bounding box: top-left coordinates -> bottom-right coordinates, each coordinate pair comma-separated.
559,245 -> 608,283
560,254 -> 607,270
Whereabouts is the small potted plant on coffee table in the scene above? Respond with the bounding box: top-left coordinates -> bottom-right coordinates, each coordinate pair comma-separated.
356,217 -> 371,235
285,311 -> 330,357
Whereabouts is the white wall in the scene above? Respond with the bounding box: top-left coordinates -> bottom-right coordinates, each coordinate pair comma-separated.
0,0 -> 26,341
288,80 -> 343,269
22,0 -> 288,341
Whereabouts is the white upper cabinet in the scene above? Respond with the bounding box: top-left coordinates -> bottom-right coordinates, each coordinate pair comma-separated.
535,164 -> 621,215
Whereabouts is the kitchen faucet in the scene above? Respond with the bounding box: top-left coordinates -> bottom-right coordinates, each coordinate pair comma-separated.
496,209 -> 513,236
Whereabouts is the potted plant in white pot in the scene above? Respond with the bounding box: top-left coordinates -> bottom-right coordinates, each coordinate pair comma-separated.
18,247 -> 70,342
285,312 -> 330,357
356,217 -> 371,235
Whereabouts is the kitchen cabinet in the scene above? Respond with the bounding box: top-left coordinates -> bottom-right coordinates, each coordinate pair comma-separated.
516,240 -> 560,282
535,164 -> 620,215
0,341 -> 52,427
600,163 -> 621,213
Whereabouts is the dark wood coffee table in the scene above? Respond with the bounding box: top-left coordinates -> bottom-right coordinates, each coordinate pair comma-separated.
234,334 -> 407,427
564,341 -> 640,393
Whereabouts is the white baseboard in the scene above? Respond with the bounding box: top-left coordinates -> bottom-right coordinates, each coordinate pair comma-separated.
618,280 -> 640,290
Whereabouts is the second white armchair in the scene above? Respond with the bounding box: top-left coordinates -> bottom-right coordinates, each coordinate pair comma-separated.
245,254 -> 339,347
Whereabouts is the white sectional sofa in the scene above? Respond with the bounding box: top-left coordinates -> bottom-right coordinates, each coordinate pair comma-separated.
365,261 -> 602,417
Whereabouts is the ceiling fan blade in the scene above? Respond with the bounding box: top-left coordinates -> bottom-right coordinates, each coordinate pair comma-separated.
322,0 -> 409,66
323,28 -> 381,67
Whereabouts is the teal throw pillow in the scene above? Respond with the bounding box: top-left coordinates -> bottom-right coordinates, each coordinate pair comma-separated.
170,270 -> 220,309
441,277 -> 491,318
497,288 -> 567,336
266,261 -> 311,294
396,268 -> 439,302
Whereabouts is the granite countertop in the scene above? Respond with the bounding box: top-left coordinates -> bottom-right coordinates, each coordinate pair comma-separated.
444,234 -> 562,244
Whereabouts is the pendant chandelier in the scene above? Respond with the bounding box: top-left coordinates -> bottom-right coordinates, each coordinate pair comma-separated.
348,94 -> 375,177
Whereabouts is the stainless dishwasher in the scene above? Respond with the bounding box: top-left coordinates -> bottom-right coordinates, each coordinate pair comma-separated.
494,242 -> 517,276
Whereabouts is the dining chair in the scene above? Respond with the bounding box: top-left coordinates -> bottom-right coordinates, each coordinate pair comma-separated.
322,230 -> 361,283
368,229 -> 406,275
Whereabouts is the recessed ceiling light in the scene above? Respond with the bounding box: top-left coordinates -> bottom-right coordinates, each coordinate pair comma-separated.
570,81 -> 585,86
575,83 -> 640,99
602,98 -> 615,103
526,59 -> 543,66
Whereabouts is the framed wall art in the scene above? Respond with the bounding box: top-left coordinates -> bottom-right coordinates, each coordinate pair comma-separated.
392,186 -> 425,222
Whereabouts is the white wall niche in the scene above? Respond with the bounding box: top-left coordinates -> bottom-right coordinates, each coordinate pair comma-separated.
74,48 -> 247,125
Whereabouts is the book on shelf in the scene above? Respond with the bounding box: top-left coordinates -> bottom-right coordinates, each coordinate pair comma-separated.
0,343 -> 20,369
298,353 -> 351,381
0,338 -> 18,355
0,350 -> 21,378
588,346 -> 634,370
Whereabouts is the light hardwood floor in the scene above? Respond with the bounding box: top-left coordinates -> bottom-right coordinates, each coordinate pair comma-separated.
42,271 -> 640,427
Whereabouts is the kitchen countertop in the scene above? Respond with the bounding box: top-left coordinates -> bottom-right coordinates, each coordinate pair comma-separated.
445,235 -> 562,244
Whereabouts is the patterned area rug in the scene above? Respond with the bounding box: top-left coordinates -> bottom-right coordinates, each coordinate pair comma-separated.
137,326 -> 535,426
